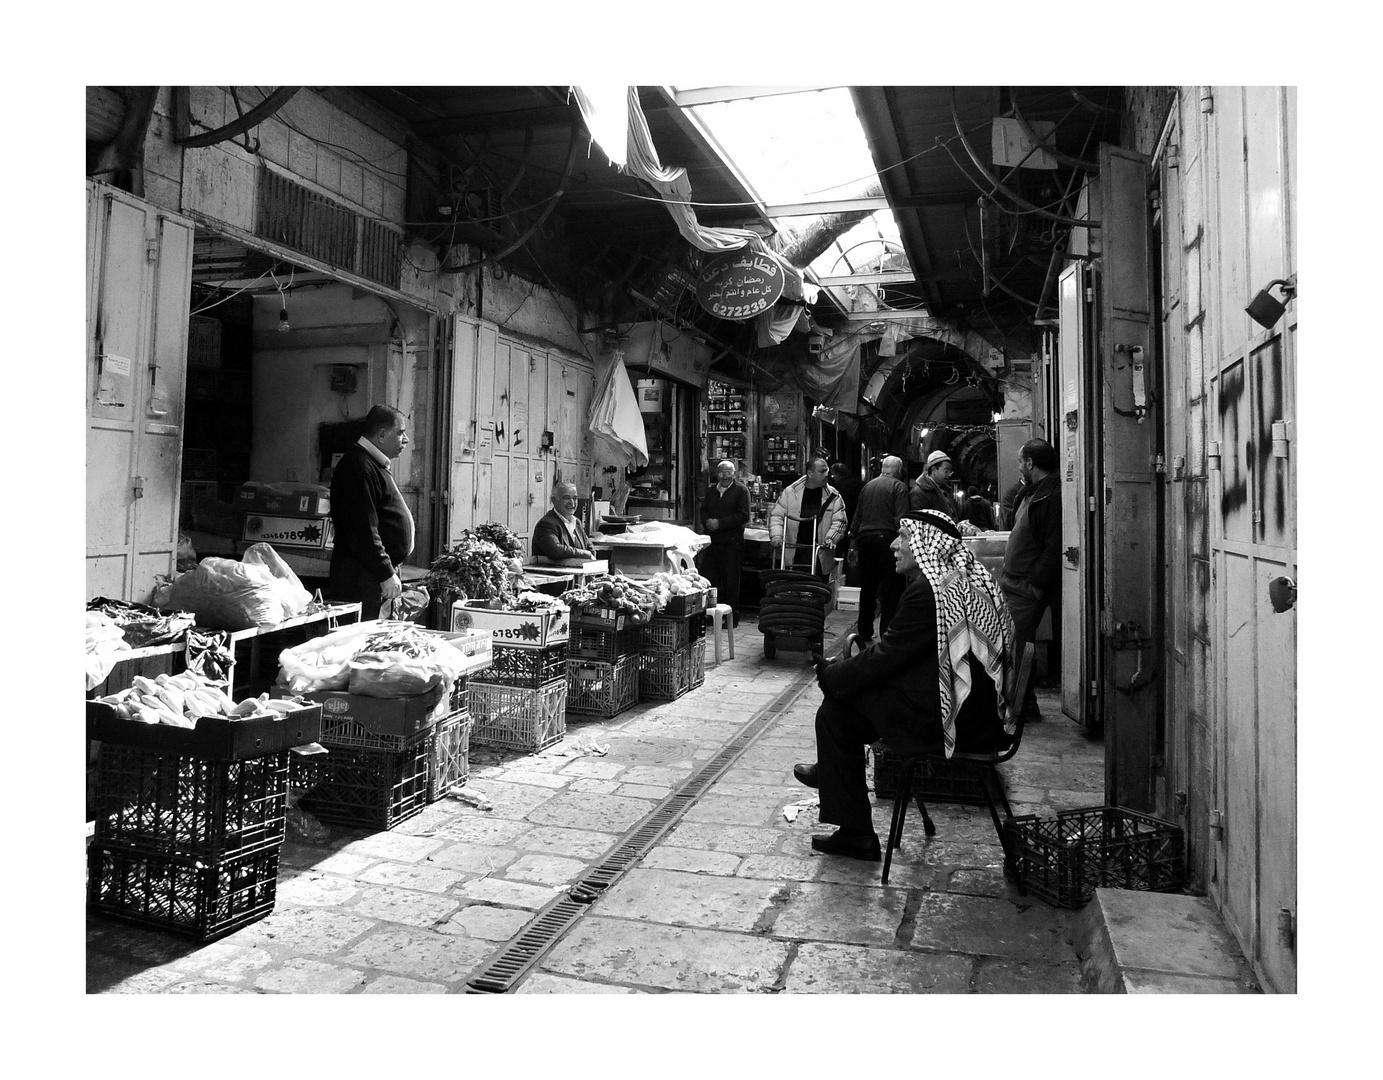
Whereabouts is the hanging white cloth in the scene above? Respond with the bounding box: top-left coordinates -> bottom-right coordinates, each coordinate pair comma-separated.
588,353 -> 648,469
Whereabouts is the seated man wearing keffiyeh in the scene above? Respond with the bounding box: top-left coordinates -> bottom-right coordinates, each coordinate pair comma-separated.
792,509 -> 1016,861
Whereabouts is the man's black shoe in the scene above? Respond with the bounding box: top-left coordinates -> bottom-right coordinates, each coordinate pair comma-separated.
792,763 -> 819,789
810,830 -> 882,861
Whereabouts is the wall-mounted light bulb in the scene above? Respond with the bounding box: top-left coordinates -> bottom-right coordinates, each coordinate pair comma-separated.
278,307 -> 291,333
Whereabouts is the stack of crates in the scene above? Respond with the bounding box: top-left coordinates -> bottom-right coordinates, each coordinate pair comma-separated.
292,684 -> 457,830
86,700 -> 321,942
470,641 -> 569,752
566,606 -> 641,720
636,591 -> 709,702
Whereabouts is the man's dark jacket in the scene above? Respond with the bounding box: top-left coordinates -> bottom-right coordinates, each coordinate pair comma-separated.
329,443 -> 412,582
909,472 -> 958,520
700,481 -> 751,543
1001,473 -> 1061,597
531,510 -> 592,561
818,576 -> 1004,756
850,475 -> 909,538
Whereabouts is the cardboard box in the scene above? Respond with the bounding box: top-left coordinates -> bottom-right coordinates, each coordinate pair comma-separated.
836,586 -> 861,612
242,513 -> 334,549
236,483 -> 331,518
451,600 -> 570,646
432,628 -> 495,677
287,683 -> 451,740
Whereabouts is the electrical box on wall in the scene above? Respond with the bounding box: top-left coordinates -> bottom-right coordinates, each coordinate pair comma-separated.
330,365 -> 361,393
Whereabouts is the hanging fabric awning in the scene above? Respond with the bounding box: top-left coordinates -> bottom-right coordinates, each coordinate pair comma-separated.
588,352 -> 649,469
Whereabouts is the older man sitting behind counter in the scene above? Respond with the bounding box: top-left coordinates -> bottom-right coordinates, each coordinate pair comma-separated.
530,480 -> 595,563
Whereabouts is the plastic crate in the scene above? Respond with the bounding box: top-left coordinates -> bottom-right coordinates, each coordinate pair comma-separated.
661,590 -> 708,618
87,842 -> 279,941
473,642 -> 568,687
637,614 -> 699,655
566,655 -> 639,718
1005,806 -> 1187,908
295,739 -> 433,831
637,640 -> 705,701
870,745 -> 989,805
448,676 -> 469,714
570,606 -> 631,632
427,711 -> 473,802
570,623 -> 641,662
313,695 -> 450,753
94,745 -> 289,859
468,681 -> 567,752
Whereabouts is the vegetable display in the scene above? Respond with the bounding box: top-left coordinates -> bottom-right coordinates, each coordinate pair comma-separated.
560,570 -> 709,624
426,523 -> 527,605
95,671 -> 301,727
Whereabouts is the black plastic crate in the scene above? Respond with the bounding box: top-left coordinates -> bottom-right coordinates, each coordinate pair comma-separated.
870,745 -> 988,805
1006,806 -> 1187,908
472,642 -> 568,688
448,676 -> 469,714
295,739 -> 433,831
570,623 -> 641,663
468,680 -> 567,752
661,590 -> 708,618
87,842 -> 280,942
637,614 -> 701,655
427,711 -> 473,802
566,655 -> 639,718
94,745 -> 289,859
637,641 -> 705,701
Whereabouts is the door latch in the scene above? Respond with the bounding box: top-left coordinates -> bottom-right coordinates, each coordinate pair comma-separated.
1065,546 -> 1079,565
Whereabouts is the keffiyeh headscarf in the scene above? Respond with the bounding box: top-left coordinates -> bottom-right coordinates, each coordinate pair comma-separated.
900,511 -> 1016,757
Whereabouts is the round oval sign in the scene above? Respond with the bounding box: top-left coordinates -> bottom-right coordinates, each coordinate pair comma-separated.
696,250 -> 786,321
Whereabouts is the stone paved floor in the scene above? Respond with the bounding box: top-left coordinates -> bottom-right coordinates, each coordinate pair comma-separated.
87,609 -> 1104,994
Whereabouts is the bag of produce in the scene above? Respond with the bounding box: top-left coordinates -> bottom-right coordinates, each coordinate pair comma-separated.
163,556 -> 297,630
346,623 -> 472,698
277,620 -> 379,693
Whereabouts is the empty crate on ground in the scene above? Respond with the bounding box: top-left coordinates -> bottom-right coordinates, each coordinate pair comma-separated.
468,681 -> 567,752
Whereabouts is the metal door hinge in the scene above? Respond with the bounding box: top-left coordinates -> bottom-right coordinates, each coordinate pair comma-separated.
1087,496 -> 1097,513
1207,441 -> 1221,471
131,476 -> 145,499
1174,790 -> 1188,810
1278,908 -> 1295,950
1089,679 -> 1099,697
1209,808 -> 1224,841
1085,287 -> 1094,302
1167,143 -> 1180,170
145,238 -> 160,262
1200,89 -> 1214,114
1153,453 -> 1167,475
1172,455 -> 1186,480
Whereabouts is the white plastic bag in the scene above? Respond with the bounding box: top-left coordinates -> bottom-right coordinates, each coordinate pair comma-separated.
347,635 -> 471,698
276,620 -> 378,693
163,557 -> 294,630
242,543 -> 313,616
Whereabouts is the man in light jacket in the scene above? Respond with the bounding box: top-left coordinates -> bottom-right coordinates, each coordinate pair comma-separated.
770,455 -> 847,579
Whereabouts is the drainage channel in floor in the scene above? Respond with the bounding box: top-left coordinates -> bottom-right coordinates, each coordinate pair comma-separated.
464,667 -> 818,993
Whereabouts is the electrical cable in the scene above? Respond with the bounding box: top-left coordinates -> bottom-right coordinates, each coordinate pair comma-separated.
188,267 -> 275,315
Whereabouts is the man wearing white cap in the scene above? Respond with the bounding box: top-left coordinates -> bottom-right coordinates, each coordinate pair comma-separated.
909,450 -> 959,520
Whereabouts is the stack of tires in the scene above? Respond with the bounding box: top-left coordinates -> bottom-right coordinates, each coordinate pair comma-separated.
757,570 -> 831,659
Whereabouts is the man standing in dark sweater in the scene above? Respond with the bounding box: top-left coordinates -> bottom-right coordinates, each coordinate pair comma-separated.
329,405 -> 415,620
849,454 -> 910,642
697,460 -> 750,625
1000,438 -> 1061,720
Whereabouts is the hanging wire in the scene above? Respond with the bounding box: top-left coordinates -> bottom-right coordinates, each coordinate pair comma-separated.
188,267 -> 275,316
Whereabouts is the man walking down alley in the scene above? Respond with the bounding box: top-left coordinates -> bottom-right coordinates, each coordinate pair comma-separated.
849,454 -> 910,644
698,460 -> 751,626
1000,438 -> 1061,721
329,405 -> 414,620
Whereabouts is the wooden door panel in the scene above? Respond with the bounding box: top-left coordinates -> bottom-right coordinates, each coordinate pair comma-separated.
91,197 -> 148,422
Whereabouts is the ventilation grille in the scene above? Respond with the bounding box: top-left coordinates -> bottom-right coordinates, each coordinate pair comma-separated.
255,167 -> 403,290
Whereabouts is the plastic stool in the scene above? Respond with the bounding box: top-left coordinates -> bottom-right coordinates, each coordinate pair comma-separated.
708,603 -> 735,664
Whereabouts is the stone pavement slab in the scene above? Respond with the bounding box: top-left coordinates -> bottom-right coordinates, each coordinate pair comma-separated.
908,893 -> 1076,962
784,942 -> 974,993
541,917 -> 791,993
595,867 -> 787,932
772,881 -> 912,946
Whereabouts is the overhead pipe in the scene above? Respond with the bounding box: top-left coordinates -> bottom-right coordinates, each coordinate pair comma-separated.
947,88 -> 1099,230
440,124 -> 581,274
1009,90 -> 1100,173
1070,87 -> 1120,115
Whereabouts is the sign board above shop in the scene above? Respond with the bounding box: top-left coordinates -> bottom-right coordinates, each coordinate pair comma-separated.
696,250 -> 786,321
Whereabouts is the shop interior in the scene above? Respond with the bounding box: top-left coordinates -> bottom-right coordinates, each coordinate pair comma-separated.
180,233 -> 430,589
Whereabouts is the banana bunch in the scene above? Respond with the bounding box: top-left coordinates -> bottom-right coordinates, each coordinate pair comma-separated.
97,672 -> 300,727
